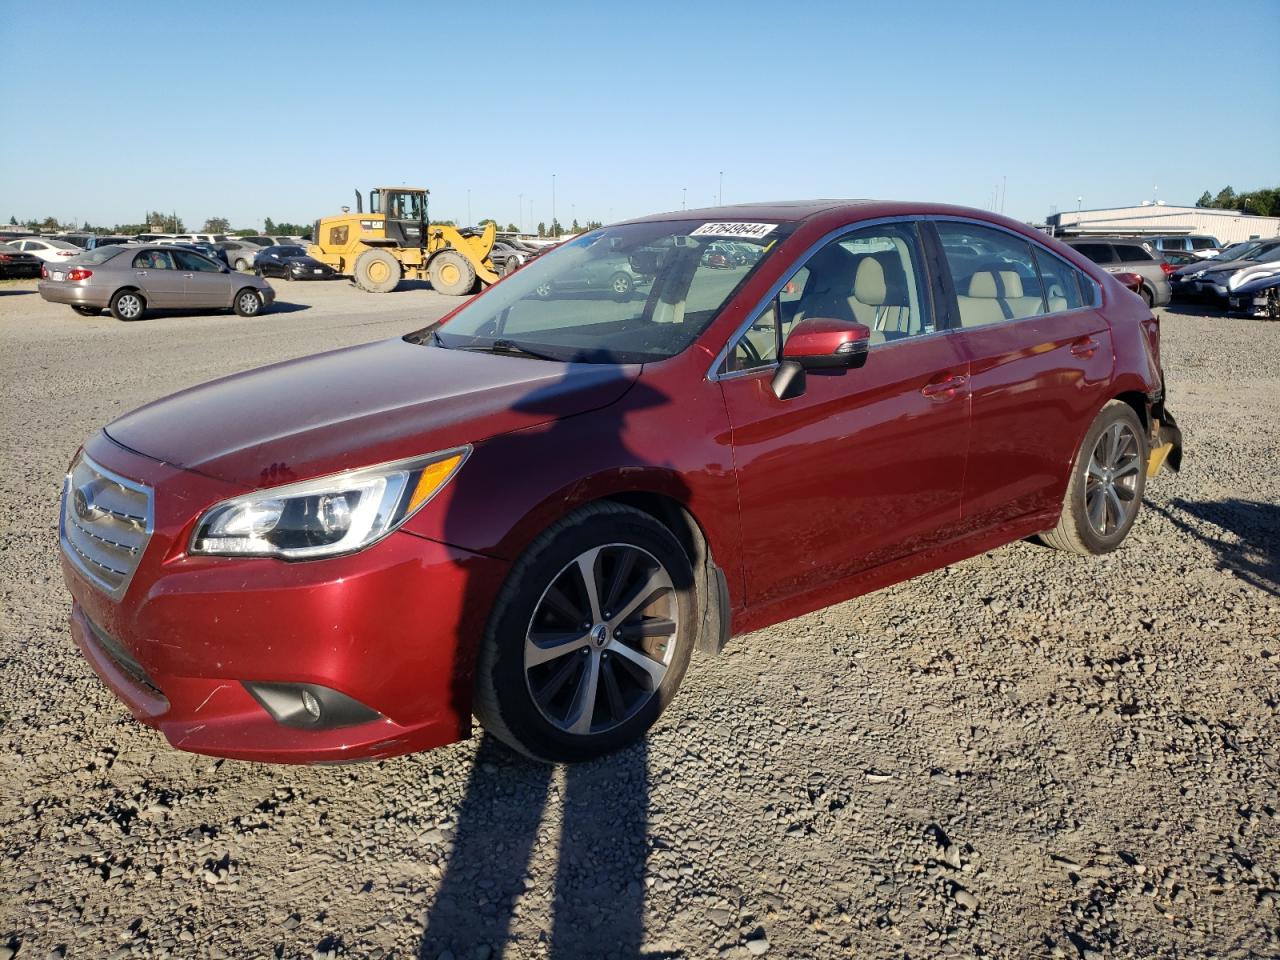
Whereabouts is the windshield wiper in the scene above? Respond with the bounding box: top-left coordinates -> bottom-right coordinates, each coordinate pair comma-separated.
464,338 -> 562,362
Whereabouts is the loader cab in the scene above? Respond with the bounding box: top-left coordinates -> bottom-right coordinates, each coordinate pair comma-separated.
369,187 -> 428,247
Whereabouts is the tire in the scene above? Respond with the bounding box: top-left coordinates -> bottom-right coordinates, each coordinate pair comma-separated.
1140,286 -> 1154,308
609,271 -> 633,298
474,502 -> 698,763
71,305 -> 99,317
235,258 -> 249,272
353,248 -> 402,293
501,256 -> 522,278
429,250 -> 477,296
535,281 -> 553,298
233,288 -> 264,317
1041,400 -> 1148,555
109,289 -> 145,322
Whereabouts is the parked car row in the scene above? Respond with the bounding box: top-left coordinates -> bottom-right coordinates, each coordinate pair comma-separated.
0,242 -> 44,278
1061,238 -> 1171,308
1169,238 -> 1280,316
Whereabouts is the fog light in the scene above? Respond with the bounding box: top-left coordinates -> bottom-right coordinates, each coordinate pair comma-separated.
300,689 -> 322,722
243,682 -> 382,730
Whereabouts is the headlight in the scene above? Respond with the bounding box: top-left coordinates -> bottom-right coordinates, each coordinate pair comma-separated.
190,447 -> 469,560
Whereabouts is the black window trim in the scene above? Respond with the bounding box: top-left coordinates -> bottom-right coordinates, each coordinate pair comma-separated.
710,214 -> 1101,382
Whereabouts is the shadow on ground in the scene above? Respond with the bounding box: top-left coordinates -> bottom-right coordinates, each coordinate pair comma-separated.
1147,497 -> 1280,595
418,736 -> 650,959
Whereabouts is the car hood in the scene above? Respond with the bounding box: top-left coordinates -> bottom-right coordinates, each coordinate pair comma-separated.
283,256 -> 328,268
1175,257 -> 1254,277
104,337 -> 640,488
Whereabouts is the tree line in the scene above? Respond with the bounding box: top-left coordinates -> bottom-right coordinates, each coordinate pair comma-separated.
1195,185 -> 1280,217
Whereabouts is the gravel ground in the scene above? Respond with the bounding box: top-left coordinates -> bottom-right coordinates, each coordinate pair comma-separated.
1,279 -> 1277,960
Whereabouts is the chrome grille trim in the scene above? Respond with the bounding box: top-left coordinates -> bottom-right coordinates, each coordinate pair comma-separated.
60,452 -> 155,600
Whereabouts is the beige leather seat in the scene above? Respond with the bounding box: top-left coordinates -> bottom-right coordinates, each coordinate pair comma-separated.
996,270 -> 1047,319
956,271 -> 1009,327
795,255 -> 911,338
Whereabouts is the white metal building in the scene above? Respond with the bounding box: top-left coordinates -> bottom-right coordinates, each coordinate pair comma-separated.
1047,203 -> 1280,244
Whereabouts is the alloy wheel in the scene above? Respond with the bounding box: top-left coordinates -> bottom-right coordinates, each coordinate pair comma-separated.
1085,421 -> 1142,535
523,544 -> 678,736
238,291 -> 261,315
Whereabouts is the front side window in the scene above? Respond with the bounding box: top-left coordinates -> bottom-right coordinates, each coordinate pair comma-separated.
173,249 -> 220,272
936,221 -> 1045,326
426,220 -> 794,364
728,222 -> 933,371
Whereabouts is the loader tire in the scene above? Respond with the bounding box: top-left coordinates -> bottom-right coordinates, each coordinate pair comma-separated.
353,248 -> 402,293
429,250 -> 477,296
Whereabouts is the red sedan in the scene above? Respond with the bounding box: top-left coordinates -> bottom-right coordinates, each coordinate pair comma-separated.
59,201 -> 1183,764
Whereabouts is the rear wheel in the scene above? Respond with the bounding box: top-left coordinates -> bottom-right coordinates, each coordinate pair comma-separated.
109,289 -> 145,321
71,305 -> 99,317
353,248 -> 402,293
1041,401 -> 1148,555
429,251 -> 477,296
235,258 -> 250,272
609,271 -> 634,298
233,288 -> 264,317
474,503 -> 696,762
1140,285 -> 1154,308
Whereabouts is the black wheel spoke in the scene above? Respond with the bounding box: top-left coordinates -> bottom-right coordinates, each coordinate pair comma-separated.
617,617 -> 677,641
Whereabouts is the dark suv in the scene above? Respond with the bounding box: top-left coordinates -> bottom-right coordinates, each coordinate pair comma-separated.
1063,238 -> 1171,307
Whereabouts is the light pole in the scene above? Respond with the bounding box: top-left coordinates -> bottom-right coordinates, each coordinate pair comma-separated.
1077,196 -> 1083,213
682,187 -> 686,210
551,174 -> 557,235
718,171 -> 723,205
518,193 -> 523,233
466,189 -> 471,226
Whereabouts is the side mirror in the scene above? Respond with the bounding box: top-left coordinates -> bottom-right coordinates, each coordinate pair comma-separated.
271,253 -> 280,259
783,317 -> 872,369
771,317 -> 872,400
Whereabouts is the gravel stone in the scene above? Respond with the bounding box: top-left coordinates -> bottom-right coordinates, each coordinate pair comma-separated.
0,289 -> 1276,959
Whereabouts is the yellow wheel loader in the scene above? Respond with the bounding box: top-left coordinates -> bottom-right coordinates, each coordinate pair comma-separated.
308,187 -> 498,295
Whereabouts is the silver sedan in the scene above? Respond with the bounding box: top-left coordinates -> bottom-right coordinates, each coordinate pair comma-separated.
37,244 -> 275,321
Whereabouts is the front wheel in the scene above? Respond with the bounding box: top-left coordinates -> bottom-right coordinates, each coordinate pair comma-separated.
1041,401 -> 1148,555
429,250 -> 477,296
609,271 -> 633,298
233,288 -> 264,317
474,503 -> 697,763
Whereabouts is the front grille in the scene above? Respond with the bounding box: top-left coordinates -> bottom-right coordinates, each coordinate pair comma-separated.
60,453 -> 154,600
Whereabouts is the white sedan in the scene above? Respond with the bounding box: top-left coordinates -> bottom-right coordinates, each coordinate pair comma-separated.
11,238 -> 82,263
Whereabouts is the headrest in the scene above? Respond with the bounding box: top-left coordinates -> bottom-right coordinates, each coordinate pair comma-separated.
998,271 -> 1024,298
967,271 -> 999,298
853,257 -> 887,306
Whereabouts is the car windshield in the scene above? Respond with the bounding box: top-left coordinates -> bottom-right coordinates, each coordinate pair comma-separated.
420,220 -> 795,363
1213,242 -> 1258,261
277,246 -> 307,257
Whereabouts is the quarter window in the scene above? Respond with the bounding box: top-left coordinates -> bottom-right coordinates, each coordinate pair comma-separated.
1114,244 -> 1153,262
132,250 -> 175,269
1190,237 -> 1215,250
1031,248 -> 1088,311
936,221 -> 1046,326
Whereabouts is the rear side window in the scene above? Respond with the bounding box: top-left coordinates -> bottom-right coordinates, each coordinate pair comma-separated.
1031,249 -> 1088,312
1071,243 -> 1117,265
1114,244 -> 1153,262
1190,237 -> 1214,249
935,221 -> 1045,326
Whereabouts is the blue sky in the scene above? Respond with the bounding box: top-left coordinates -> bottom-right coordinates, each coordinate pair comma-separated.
1,0 -> 1277,231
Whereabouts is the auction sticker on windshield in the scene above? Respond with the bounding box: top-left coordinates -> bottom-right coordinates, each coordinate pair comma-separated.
691,222 -> 777,240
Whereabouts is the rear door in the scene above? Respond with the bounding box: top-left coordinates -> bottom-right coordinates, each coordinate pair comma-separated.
172,249 -> 232,307
932,220 -> 1113,531
718,220 -> 971,609
129,249 -> 184,307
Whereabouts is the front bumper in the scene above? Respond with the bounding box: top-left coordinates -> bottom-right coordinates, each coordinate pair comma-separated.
61,432 -> 509,763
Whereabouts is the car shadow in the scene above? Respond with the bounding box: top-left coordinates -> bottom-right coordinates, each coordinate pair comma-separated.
1159,301 -> 1231,319
0,288 -> 35,295
1145,497 -> 1280,596
418,362 -> 687,958
264,301 -> 311,315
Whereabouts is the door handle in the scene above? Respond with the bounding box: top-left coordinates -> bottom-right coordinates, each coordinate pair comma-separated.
1070,337 -> 1100,358
135,271 -> 148,277
921,374 -> 968,399
182,273 -> 194,279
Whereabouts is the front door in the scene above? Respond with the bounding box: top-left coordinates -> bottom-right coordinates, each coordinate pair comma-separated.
172,249 -> 232,308
718,221 -> 971,609
931,220 -> 1114,530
